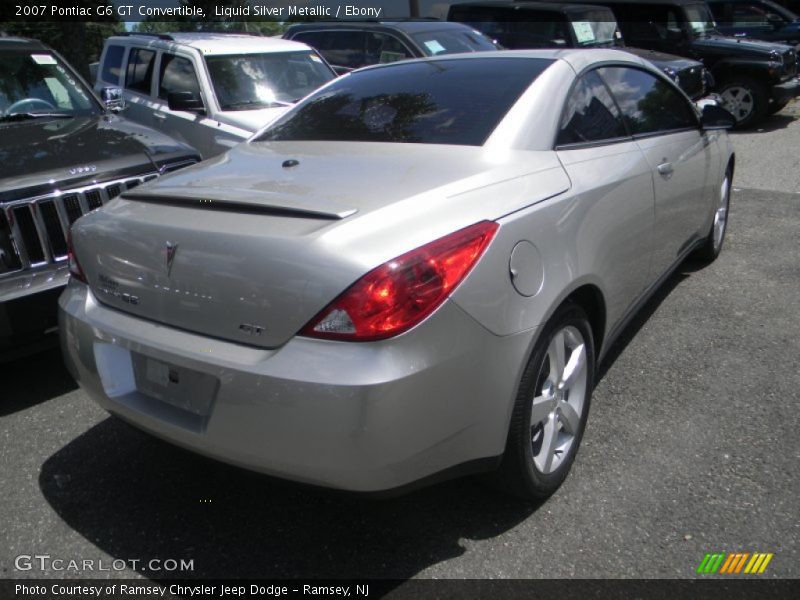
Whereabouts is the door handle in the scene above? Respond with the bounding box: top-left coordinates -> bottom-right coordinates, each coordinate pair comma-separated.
657,162 -> 674,177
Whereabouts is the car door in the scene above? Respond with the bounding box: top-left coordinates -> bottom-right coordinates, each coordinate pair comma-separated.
554,70 -> 656,325
598,66 -> 718,278
153,51 -> 221,158
122,46 -> 159,127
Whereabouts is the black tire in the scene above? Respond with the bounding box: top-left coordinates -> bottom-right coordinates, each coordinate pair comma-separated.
768,99 -> 790,115
492,303 -> 595,501
693,168 -> 732,265
717,77 -> 768,128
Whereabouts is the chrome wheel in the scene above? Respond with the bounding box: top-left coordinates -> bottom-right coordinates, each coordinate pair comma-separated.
530,325 -> 588,475
720,86 -> 754,123
713,174 -> 731,251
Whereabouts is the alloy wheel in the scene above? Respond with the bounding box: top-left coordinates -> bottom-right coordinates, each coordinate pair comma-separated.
530,326 -> 588,474
720,86 -> 754,123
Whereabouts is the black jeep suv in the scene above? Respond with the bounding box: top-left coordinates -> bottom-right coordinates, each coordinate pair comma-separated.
448,1 -> 713,99
551,0 -> 800,126
0,37 -> 199,360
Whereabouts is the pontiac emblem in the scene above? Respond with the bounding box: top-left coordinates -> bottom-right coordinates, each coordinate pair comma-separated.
165,242 -> 179,276
68,165 -> 97,176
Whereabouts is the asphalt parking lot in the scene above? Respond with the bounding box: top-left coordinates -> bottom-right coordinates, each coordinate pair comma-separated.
1,101 -> 799,583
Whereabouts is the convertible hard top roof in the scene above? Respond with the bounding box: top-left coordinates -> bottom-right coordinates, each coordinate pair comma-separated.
357,47 -> 651,75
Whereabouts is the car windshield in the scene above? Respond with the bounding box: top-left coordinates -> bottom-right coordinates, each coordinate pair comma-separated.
0,49 -> 98,121
204,51 -> 336,110
569,12 -> 622,46
685,3 -> 718,36
257,57 -> 552,146
410,29 -> 498,55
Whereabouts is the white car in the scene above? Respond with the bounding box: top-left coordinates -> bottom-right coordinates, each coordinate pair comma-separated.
94,32 -> 337,158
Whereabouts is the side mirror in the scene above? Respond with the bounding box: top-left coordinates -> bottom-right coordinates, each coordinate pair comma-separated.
701,103 -> 737,130
168,91 -> 205,113
101,86 -> 125,112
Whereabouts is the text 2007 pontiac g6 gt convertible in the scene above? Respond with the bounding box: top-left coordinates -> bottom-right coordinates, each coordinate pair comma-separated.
60,50 -> 735,499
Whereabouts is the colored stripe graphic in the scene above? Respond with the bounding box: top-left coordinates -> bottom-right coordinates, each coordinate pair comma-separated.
699,552 -> 773,574
697,553 -> 726,574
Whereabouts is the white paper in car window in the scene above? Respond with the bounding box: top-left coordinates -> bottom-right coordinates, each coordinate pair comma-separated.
571,22 -> 596,44
424,40 -> 446,55
31,54 -> 57,65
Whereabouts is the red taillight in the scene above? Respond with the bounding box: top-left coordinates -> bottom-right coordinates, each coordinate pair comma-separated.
301,221 -> 498,342
67,232 -> 87,283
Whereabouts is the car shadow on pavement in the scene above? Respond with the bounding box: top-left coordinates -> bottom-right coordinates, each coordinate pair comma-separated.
736,113 -> 797,135
39,417 -> 537,580
0,346 -> 77,417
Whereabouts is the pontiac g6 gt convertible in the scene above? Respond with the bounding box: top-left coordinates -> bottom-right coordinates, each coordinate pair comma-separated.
60,50 -> 735,499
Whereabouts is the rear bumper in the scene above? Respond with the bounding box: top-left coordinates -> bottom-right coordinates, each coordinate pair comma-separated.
0,265 -> 67,360
59,282 -> 535,492
771,77 -> 800,103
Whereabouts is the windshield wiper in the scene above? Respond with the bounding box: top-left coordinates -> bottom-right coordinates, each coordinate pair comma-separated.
0,112 -> 74,123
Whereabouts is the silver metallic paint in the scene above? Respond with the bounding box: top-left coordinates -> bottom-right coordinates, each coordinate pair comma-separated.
60,50 -> 733,492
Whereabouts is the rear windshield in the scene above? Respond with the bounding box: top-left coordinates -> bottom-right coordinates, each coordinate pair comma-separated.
257,57 -> 552,146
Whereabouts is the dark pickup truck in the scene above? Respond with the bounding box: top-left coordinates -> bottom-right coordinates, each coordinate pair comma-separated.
551,0 -> 800,126
448,1 -> 713,99
0,36 -> 200,360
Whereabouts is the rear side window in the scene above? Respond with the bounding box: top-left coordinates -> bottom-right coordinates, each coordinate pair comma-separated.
557,71 -> 627,146
158,54 -> 200,100
598,67 -> 698,135
258,58 -> 552,146
100,45 -> 124,84
292,31 -> 366,68
125,48 -> 155,95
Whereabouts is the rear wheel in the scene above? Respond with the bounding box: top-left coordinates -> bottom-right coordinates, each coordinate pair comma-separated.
694,169 -> 732,264
717,78 -> 768,128
493,303 -> 595,501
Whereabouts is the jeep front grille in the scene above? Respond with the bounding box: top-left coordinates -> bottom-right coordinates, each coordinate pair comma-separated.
0,174 -> 156,274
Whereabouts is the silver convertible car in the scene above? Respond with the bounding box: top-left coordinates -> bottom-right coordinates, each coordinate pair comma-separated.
60,49 -> 735,499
